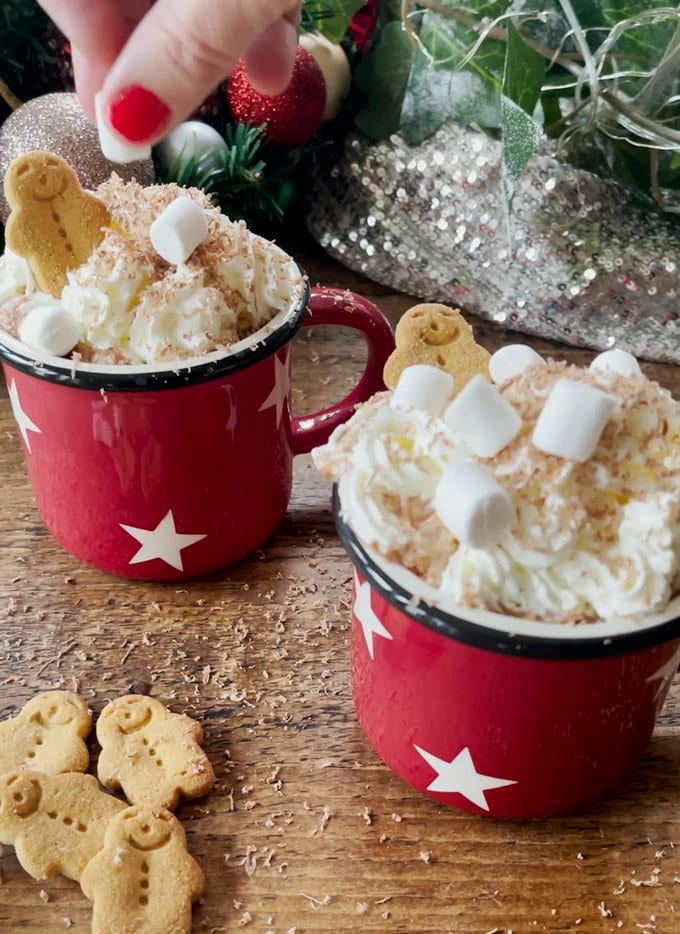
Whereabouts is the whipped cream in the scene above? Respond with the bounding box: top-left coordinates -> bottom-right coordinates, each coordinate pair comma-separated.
314,358 -> 680,623
0,178 -> 305,364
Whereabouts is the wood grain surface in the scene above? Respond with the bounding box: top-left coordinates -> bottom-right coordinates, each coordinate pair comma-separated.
0,232 -> 678,934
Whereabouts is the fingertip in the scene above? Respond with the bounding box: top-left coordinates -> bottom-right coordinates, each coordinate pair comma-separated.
71,46 -> 108,122
243,17 -> 299,96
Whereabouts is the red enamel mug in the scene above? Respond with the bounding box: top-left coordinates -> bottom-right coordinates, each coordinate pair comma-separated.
0,285 -> 394,579
334,489 -> 680,819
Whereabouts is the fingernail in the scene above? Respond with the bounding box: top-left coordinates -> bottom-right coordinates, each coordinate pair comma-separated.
95,93 -> 151,163
107,85 -> 171,142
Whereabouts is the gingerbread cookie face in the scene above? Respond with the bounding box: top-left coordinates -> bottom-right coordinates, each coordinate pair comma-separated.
4,150 -> 111,297
96,695 -> 215,811
0,770 -> 125,882
0,690 -> 91,775
384,303 -> 491,391
80,806 -> 205,934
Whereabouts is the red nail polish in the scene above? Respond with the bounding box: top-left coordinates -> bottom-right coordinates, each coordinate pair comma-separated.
108,86 -> 171,142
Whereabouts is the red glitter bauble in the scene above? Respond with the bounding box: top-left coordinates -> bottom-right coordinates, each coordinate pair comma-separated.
349,0 -> 379,54
226,47 -> 326,148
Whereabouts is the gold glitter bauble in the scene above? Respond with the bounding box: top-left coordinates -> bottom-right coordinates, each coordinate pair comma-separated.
0,92 -> 156,224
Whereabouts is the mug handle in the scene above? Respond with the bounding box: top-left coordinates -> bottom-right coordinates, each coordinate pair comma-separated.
290,286 -> 395,455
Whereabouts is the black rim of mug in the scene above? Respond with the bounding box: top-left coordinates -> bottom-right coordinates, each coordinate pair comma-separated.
0,280 -> 311,393
332,486 -> 680,660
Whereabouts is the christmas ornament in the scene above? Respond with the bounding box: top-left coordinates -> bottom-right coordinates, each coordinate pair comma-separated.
348,0 -> 379,54
0,93 -> 155,223
226,46 -> 326,148
190,83 -> 230,129
38,21 -> 75,93
154,121 -> 229,176
299,32 -> 351,122
155,123 -> 297,230
305,123 -> 680,365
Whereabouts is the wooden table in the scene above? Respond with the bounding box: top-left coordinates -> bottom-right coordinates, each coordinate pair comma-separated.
1,233 -> 679,934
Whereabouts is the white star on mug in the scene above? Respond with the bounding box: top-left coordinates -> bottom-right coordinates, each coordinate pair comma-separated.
646,643 -> 680,701
258,351 -> 290,428
353,572 -> 393,660
413,744 -> 517,811
120,509 -> 207,571
8,379 -> 42,453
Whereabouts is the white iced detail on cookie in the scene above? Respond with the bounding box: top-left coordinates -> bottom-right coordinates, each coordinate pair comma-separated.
316,355 -> 680,623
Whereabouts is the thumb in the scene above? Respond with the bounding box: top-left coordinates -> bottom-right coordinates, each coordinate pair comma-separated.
101,0 -> 300,144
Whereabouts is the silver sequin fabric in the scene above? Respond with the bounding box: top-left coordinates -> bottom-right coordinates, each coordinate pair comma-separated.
305,123 -> 680,364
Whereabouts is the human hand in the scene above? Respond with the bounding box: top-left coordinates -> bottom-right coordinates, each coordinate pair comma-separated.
38,0 -> 301,145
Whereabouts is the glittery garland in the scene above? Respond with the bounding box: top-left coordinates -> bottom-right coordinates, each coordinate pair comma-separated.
305,123 -> 680,364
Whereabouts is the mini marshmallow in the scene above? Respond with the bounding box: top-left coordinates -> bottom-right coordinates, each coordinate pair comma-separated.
532,378 -> 618,462
150,197 -> 209,266
589,349 -> 642,377
443,374 -> 521,458
489,344 -> 546,384
434,462 -> 515,549
95,93 -> 152,164
18,305 -> 80,357
390,364 -> 454,416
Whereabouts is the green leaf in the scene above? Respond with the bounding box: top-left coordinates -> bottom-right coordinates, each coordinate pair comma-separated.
600,0 -> 676,71
302,0 -> 365,43
500,21 -> 544,204
395,7 -> 509,142
503,20 -> 545,115
671,151 -> 680,171
501,97 -> 543,203
417,9 -> 507,93
354,20 -> 414,139
401,49 -> 501,144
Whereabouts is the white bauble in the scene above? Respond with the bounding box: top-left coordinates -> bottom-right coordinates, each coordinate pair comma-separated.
154,121 -> 228,173
299,32 -> 352,122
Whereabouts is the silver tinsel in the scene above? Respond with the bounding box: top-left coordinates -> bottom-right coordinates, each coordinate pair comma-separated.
305,123 -> 680,364
0,93 -> 156,223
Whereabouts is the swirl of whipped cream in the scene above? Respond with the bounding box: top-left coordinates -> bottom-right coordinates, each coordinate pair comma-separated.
128,270 -> 237,363
61,252 -> 153,360
317,357 -> 680,623
440,493 -> 678,621
0,249 -> 36,306
318,400 -> 461,560
215,219 -> 303,333
0,180 -> 306,364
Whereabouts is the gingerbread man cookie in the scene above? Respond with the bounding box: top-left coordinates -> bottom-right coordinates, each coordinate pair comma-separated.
0,690 -> 91,775
4,150 -> 111,297
80,805 -> 205,934
383,303 -> 491,391
96,695 -> 215,810
0,770 -> 125,881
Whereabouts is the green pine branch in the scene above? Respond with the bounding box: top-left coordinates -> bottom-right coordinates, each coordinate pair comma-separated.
154,123 -> 299,228
1,0 -> 52,73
